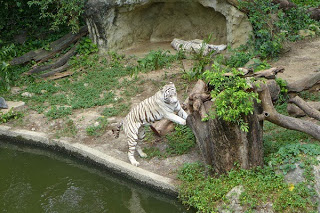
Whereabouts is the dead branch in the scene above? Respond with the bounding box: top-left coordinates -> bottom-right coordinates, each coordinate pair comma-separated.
39,63 -> 70,78
287,101 -> 320,117
251,67 -> 284,79
10,26 -> 87,65
288,96 -> 320,121
257,83 -> 320,140
26,44 -> 77,75
47,71 -> 74,80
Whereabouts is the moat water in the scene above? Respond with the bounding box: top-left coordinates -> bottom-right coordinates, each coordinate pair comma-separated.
0,140 -> 192,213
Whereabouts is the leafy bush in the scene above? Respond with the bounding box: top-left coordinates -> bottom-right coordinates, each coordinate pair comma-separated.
203,62 -> 260,132
238,0 -> 319,58
137,50 -> 176,72
178,162 -> 317,212
27,0 -> 86,33
0,109 -> 23,124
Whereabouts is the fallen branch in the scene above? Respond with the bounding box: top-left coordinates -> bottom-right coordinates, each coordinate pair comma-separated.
26,44 -> 77,75
288,96 -> 320,121
287,101 -> 320,117
10,26 -> 87,65
257,83 -> 320,140
251,67 -> 284,79
39,63 -> 70,78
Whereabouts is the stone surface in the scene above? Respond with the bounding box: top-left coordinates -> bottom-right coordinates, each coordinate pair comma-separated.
85,0 -> 252,51
21,92 -> 34,97
0,101 -> 25,114
0,97 -> 8,109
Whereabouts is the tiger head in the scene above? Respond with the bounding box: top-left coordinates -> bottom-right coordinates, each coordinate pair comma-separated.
161,82 -> 178,104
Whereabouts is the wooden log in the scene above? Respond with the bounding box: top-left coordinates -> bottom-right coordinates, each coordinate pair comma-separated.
10,26 -> 87,65
26,45 -> 77,75
288,96 -> 320,121
287,72 -> 320,92
39,63 -> 70,78
251,67 -> 284,79
287,101 -> 320,117
256,83 -> 320,140
47,71 -> 74,80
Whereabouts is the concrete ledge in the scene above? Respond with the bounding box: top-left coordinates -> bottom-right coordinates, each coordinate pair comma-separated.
0,125 -> 177,196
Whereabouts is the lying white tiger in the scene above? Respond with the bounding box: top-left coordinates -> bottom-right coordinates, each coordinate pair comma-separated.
114,82 -> 188,166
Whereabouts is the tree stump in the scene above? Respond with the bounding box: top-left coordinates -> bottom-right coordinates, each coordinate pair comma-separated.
186,80 -> 264,174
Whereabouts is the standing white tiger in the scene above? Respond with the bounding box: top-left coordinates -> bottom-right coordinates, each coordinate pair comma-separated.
114,82 -> 188,166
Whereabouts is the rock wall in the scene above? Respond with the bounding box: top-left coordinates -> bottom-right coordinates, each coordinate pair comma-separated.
85,0 -> 252,51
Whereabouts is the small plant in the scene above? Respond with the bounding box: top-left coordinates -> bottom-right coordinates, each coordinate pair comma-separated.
275,77 -> 288,102
166,125 -> 196,155
178,162 -> 317,212
86,116 -> 108,136
203,62 -> 260,132
55,118 -> 78,138
226,50 -> 252,68
76,37 -> 98,55
137,50 -> 176,72
0,44 -> 15,91
0,109 -> 23,124
45,106 -> 72,119
248,58 -> 271,71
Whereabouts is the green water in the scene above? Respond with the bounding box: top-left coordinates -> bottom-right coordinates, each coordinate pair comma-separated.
0,141 -> 191,213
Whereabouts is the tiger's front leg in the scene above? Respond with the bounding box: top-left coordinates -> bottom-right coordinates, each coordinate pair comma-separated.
165,113 -> 186,125
127,137 -> 140,166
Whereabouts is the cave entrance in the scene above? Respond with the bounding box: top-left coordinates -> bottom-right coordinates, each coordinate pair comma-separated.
109,2 -> 228,56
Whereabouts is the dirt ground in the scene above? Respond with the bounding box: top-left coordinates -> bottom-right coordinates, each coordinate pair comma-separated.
2,37 -> 320,183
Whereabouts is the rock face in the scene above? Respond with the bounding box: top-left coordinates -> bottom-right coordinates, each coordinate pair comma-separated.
85,0 -> 252,51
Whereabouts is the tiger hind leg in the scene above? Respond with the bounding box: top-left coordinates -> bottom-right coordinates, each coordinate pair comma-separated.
137,127 -> 147,158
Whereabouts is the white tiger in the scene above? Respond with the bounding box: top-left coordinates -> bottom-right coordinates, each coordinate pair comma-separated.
114,82 -> 188,166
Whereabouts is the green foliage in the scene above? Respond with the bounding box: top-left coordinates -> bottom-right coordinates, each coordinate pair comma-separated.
269,143 -> 320,174
55,118 -> 78,138
203,63 -> 260,132
0,109 -> 23,124
299,90 -> 320,102
165,125 -> 196,155
137,50 -> 177,72
0,44 -> 16,91
143,125 -> 196,159
102,103 -> 130,117
27,0 -> 86,33
225,50 -> 252,68
275,77 -> 288,102
292,0 -> 320,7
248,58 -> 271,71
86,116 -> 108,136
76,37 -> 98,55
178,162 -> 317,212
238,0 -> 319,58
45,106 -> 72,119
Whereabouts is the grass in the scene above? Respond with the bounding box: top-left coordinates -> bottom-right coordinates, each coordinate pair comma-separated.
143,125 -> 196,159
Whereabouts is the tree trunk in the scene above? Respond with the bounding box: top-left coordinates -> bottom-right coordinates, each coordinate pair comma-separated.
186,81 -> 264,174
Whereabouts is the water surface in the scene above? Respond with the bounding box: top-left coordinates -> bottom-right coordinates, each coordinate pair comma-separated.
0,140 -> 191,213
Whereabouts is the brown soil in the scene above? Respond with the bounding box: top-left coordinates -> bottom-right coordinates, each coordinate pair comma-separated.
271,37 -> 320,84
2,37 -> 320,183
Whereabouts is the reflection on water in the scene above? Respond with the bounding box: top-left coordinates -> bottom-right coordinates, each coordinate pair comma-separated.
0,141 -> 192,213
